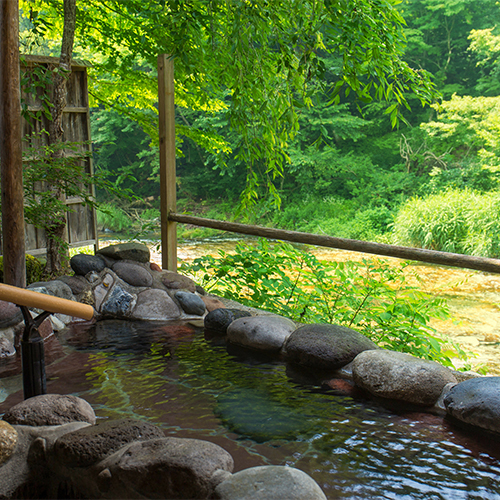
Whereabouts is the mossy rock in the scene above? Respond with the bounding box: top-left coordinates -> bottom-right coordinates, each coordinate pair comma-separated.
0,254 -> 45,285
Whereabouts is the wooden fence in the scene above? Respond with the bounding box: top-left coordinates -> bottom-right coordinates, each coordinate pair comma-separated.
0,55 -> 98,257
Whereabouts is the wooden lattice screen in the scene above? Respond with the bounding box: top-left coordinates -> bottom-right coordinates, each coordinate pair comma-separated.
0,54 -> 98,257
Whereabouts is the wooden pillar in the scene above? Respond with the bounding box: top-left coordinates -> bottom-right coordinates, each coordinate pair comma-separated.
157,54 -> 177,272
0,0 -> 26,287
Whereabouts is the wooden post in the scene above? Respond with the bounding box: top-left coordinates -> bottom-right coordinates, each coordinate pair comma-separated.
0,0 -> 26,288
157,54 -> 177,272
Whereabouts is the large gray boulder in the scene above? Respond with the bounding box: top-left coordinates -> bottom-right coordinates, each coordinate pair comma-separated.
97,242 -> 150,263
227,315 -> 296,351
28,280 -> 75,302
161,271 -> 197,293
2,394 -> 96,427
52,418 -> 164,467
214,466 -> 327,500
444,376 -> 500,435
92,437 -> 234,499
70,254 -> 106,276
175,291 -> 206,316
112,260 -> 153,288
133,288 -> 181,320
284,323 -> 378,370
0,300 -> 23,328
352,350 -> 457,406
56,275 -> 91,295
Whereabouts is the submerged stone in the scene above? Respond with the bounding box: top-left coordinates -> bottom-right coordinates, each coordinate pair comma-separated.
215,387 -> 318,443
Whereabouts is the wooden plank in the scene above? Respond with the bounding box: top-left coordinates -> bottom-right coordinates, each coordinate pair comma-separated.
168,212 -> 500,275
20,54 -> 90,69
0,1 -> 26,287
157,54 -> 177,271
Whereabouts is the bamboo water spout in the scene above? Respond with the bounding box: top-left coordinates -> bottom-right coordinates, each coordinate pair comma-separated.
0,283 -> 94,399
0,283 -> 94,320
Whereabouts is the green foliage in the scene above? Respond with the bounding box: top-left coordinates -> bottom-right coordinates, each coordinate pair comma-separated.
96,204 -> 133,233
421,94 -> 500,171
398,0 -> 500,97
468,27 -> 500,96
21,0 -> 438,210
391,188 -> 500,257
422,160 -> 500,194
181,239 -> 468,367
0,254 -> 44,285
91,108 -> 160,200
271,195 -> 395,242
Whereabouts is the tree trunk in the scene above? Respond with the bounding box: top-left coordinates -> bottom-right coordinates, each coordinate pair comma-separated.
44,0 -> 77,275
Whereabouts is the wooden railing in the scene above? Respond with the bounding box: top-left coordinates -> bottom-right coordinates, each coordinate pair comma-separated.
166,212 -> 500,274
157,54 -> 500,276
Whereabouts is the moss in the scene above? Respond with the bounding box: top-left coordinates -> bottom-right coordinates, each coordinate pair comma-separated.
0,254 -> 45,285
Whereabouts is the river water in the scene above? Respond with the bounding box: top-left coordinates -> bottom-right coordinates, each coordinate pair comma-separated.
167,236 -> 500,375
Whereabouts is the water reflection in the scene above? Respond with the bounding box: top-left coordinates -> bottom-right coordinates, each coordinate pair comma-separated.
2,319 -> 497,499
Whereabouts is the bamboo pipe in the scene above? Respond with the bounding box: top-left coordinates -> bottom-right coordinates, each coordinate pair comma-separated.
0,283 -> 94,320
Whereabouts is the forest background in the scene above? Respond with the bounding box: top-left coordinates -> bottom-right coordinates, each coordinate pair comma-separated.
18,0 -> 500,257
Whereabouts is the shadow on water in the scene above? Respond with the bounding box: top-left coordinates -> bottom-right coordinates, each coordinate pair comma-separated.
1,319 -> 499,499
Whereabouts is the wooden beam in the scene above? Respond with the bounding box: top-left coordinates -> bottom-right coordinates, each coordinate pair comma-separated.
0,0 -> 26,287
168,212 -> 500,275
157,54 -> 177,271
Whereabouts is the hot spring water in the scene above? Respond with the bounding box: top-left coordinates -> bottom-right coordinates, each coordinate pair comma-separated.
1,319 -> 499,499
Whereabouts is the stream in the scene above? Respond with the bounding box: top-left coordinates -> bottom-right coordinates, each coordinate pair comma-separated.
162,236 -> 500,375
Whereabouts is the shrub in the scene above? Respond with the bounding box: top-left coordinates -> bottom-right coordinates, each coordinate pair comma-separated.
391,188 -> 500,257
181,239 -> 469,368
